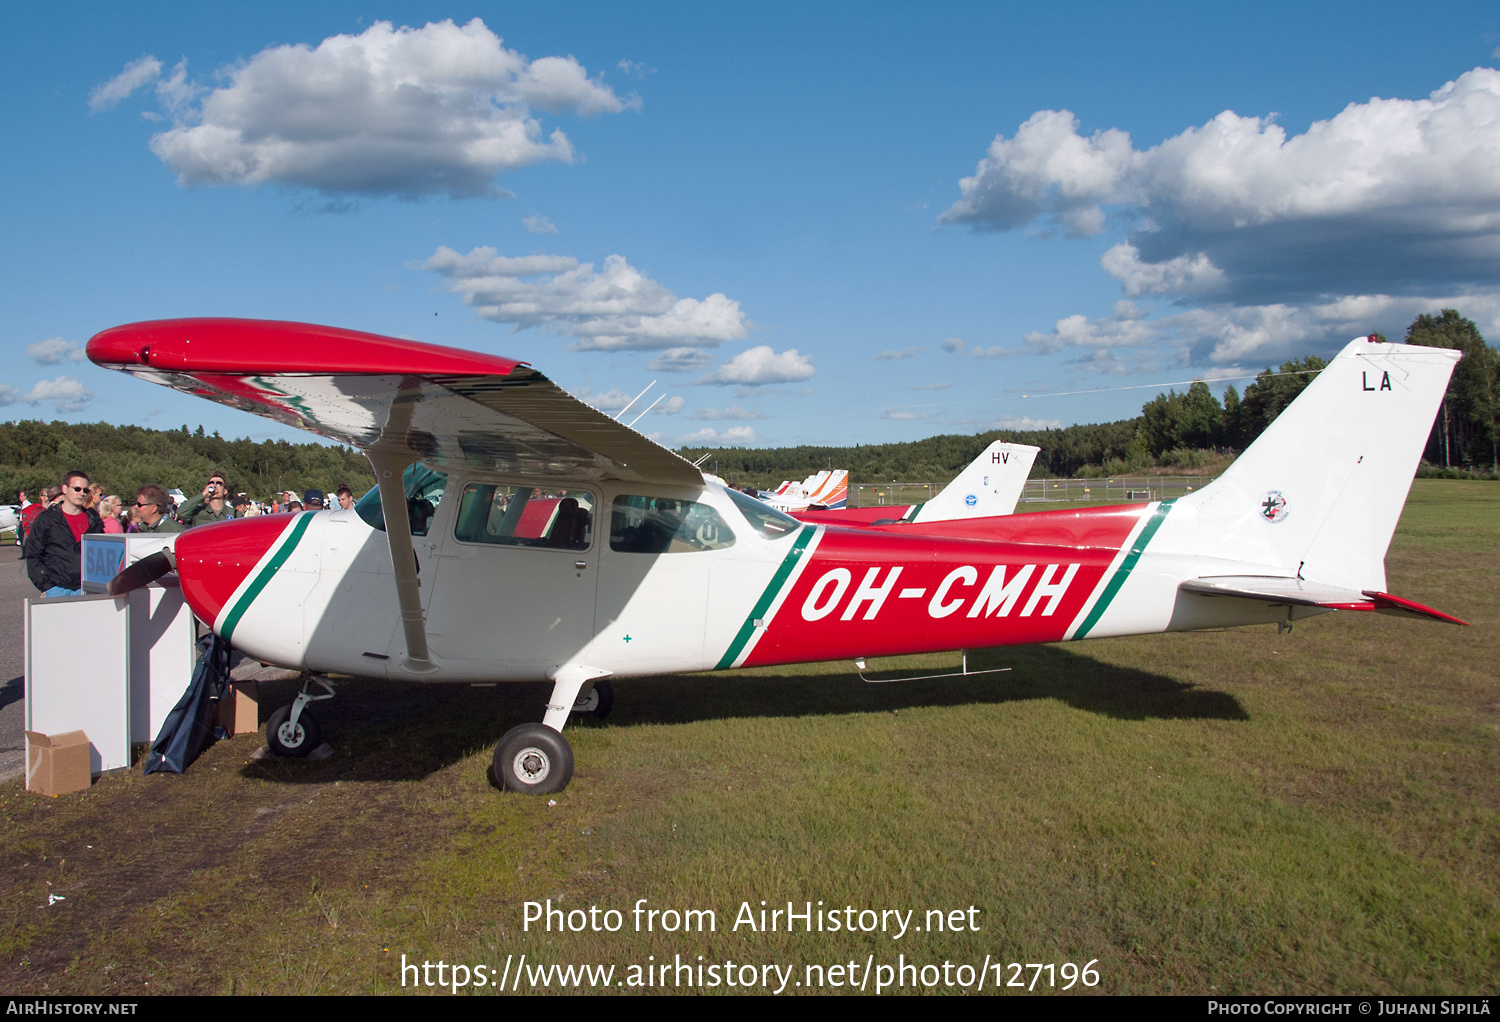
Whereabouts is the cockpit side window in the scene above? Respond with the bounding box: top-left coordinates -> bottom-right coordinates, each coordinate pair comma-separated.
610,496 -> 736,553
354,464 -> 448,537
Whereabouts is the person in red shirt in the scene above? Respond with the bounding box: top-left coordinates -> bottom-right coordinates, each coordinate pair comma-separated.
24,471 -> 103,597
19,485 -> 57,547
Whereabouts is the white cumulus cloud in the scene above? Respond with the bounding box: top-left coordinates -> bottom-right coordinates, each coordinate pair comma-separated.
655,395 -> 686,415
944,69 -> 1500,302
425,246 -> 748,350
571,386 -> 638,413
89,56 -> 164,112
874,346 -> 923,360
1025,300 -> 1157,353
678,425 -> 759,446
25,376 -> 93,413
691,405 -> 766,421
648,347 -> 718,372
112,19 -> 638,198
947,68 -> 1500,365
27,338 -> 87,365
523,214 -> 557,234
972,345 -> 1018,359
696,346 -> 815,386
1100,244 -> 1224,297
957,415 -> 1063,430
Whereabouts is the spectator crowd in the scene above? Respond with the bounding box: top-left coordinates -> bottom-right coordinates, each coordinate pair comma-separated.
16,469 -> 361,597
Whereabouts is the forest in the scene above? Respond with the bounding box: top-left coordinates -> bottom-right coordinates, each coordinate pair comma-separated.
1,312 -> 1493,501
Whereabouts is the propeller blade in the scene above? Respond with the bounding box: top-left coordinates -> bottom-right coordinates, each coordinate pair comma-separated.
106,549 -> 177,596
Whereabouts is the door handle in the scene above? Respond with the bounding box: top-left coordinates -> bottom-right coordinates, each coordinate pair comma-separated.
575,561 -> 588,570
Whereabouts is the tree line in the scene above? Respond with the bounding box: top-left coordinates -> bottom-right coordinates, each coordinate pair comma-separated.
0,421 -> 370,504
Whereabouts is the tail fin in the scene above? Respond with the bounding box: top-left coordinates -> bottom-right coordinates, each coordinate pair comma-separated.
806,469 -> 849,508
910,441 -> 1040,523
1181,336 -> 1459,591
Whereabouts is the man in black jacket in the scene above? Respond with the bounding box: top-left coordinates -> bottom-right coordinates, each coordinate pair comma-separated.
25,470 -> 104,597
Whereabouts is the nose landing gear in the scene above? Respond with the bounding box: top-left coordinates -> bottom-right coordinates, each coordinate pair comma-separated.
266,676 -> 337,758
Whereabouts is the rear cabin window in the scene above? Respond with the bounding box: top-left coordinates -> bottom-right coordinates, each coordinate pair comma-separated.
610,496 -> 736,553
453,484 -> 595,550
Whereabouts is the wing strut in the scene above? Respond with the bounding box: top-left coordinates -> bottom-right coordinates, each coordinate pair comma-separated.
370,386 -> 438,675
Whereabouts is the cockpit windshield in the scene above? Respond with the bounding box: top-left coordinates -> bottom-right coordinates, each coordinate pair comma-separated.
354,464 -> 448,536
724,487 -> 802,539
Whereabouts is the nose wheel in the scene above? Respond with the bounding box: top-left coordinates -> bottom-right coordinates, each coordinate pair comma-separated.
266,675 -> 336,758
266,704 -> 321,757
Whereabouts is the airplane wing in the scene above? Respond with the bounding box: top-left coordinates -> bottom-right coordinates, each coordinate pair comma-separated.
86,318 -> 703,487
1179,576 -> 1467,624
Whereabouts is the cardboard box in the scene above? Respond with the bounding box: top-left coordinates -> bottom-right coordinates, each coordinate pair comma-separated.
25,730 -> 92,796
217,680 -> 260,736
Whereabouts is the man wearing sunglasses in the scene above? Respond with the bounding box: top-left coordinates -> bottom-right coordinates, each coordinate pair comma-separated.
177,470 -> 234,528
24,470 -> 104,597
129,484 -> 185,535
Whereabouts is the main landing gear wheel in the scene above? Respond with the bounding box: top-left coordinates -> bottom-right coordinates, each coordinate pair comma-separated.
572,678 -> 614,718
266,704 -> 321,757
495,724 -> 574,794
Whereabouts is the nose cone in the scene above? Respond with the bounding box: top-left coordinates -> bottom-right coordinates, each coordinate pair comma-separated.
175,514 -> 310,633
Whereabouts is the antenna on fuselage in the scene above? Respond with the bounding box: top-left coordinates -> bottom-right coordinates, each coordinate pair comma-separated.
614,380 -> 657,421
692,452 -> 713,467
625,393 -> 665,428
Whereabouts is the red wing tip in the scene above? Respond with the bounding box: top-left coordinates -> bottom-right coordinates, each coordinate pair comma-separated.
1361,590 -> 1469,626
87,317 -> 527,377
87,323 -> 154,366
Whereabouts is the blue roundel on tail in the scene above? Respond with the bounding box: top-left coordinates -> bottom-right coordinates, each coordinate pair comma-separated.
964,494 -> 978,507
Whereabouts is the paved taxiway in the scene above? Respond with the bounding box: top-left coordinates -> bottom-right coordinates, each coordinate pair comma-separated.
1,546 -> 33,781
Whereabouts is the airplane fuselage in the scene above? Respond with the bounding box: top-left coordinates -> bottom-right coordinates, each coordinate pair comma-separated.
171,475 -> 1307,685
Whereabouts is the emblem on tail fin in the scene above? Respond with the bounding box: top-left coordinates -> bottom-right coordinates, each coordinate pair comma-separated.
1259,490 -> 1290,524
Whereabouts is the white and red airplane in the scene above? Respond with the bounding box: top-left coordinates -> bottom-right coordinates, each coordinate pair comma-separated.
789,439 -> 1039,527
763,469 -> 849,513
90,319 -> 1465,794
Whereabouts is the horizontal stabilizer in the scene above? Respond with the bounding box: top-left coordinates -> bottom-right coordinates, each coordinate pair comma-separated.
1180,576 -> 1466,625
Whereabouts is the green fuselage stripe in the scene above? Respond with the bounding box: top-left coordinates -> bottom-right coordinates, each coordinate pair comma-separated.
1072,498 -> 1176,640
220,511 -> 316,643
715,525 -> 817,669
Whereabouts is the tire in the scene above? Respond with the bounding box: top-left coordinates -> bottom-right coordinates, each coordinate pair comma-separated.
494,724 -> 574,794
266,704 -> 321,758
572,678 -> 614,718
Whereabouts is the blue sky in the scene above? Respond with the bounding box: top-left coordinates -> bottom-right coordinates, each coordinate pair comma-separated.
6,3 -> 1499,448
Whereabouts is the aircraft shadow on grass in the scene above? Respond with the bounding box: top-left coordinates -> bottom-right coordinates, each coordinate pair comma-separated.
237,644 -> 1247,786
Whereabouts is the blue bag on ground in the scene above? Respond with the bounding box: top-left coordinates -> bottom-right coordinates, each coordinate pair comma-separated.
144,635 -> 231,775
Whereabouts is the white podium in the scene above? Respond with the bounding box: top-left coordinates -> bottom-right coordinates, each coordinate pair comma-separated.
25,580 -> 198,776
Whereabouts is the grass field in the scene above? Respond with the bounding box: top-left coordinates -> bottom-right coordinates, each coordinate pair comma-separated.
0,480 -> 1495,995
